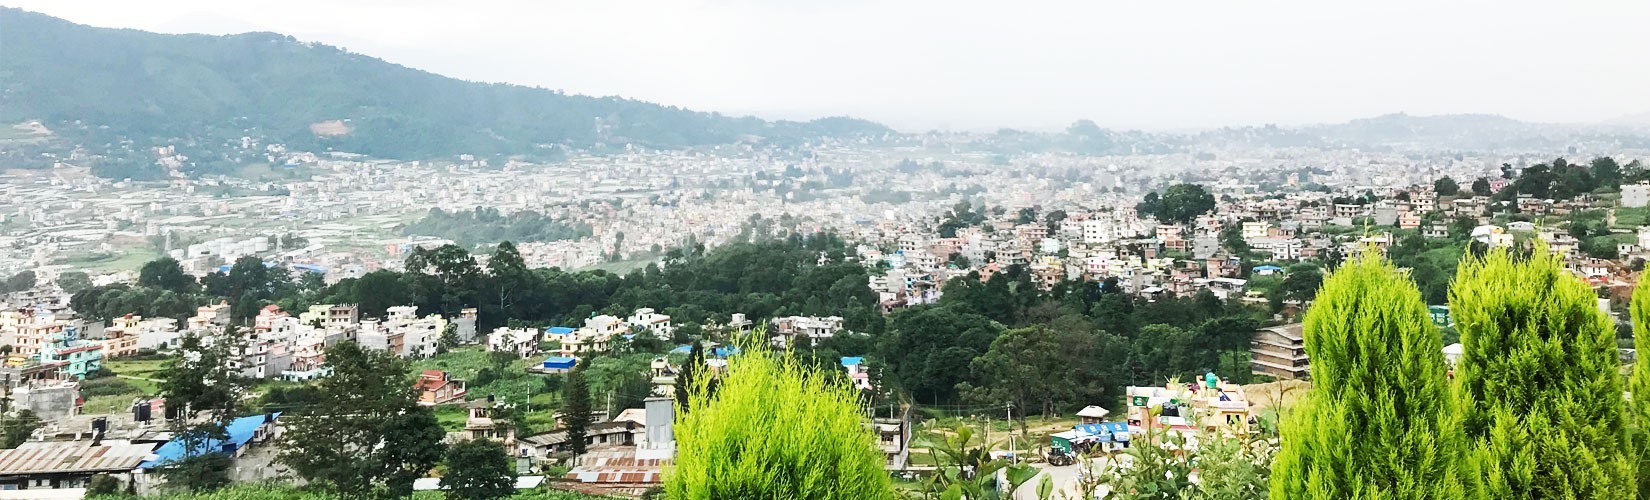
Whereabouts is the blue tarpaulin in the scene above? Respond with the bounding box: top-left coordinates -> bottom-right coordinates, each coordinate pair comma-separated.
547,327 -> 576,335
841,356 -> 864,367
139,413 -> 280,469
1072,422 -> 1131,442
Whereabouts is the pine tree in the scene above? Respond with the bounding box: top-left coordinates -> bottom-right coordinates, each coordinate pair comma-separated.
1452,245 -> 1634,497
1630,277 -> 1650,497
1270,251 -> 1465,498
562,363 -> 594,457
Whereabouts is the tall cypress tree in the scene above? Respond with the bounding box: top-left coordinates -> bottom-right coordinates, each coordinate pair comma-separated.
1452,245 -> 1633,497
1270,251 -> 1465,498
1630,277 -> 1650,497
562,363 -> 594,457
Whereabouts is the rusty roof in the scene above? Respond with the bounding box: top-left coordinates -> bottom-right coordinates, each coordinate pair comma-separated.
0,441 -> 156,476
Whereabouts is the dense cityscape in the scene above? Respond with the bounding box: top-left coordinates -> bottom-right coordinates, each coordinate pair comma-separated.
4,3 -> 1650,500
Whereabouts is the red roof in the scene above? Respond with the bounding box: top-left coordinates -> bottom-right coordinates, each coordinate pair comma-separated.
415,370 -> 453,391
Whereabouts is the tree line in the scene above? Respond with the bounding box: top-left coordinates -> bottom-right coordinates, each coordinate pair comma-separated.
403,207 -> 592,248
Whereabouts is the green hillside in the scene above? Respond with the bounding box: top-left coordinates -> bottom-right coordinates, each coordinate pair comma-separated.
0,8 -> 889,178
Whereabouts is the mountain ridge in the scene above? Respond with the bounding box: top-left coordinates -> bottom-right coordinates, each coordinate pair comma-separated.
0,7 -> 891,178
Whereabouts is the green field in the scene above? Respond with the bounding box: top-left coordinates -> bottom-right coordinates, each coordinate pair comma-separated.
55,248 -> 162,272
413,347 -> 562,434
1616,207 -> 1650,228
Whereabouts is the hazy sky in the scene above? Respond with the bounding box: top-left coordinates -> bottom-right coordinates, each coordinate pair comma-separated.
5,0 -> 1649,131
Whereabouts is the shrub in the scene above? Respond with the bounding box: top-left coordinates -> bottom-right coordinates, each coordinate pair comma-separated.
665,340 -> 893,499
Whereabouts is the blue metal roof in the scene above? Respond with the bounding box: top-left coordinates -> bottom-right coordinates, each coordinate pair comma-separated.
547,327 -> 576,335
290,263 -> 327,273
542,357 -> 579,369
139,413 -> 280,469
841,356 -> 864,366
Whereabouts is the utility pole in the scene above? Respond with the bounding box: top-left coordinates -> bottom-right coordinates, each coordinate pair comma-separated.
1007,403 -> 1015,464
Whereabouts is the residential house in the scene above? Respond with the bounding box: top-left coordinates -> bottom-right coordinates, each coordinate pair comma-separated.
771,316 -> 843,347
36,324 -> 102,380
99,315 -> 144,358
1251,324 -> 1309,380
842,356 -> 873,391
416,370 -> 467,405
628,308 -> 673,339
562,315 -> 626,354
487,327 -> 541,357
461,398 -> 515,446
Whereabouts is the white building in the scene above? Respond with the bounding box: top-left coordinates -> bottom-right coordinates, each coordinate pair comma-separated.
131,317 -> 182,351
1624,183 -> 1650,208
487,327 -> 541,357
563,315 -> 627,354
1082,219 -> 1113,245
771,316 -> 844,347
628,308 -> 673,339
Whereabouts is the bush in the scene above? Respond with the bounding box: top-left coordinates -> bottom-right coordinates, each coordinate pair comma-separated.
86,474 -> 121,496
81,377 -> 140,397
666,340 -> 893,499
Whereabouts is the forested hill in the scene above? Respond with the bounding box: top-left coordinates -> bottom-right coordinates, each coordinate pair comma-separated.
0,8 -> 890,176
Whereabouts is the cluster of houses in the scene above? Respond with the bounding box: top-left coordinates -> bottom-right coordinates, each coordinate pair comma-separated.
865,179 -> 1650,317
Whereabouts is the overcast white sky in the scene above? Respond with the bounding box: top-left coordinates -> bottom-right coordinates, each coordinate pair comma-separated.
5,0 -> 1649,132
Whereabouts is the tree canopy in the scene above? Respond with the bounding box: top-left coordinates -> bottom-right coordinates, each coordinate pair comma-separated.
1152,184 -> 1217,224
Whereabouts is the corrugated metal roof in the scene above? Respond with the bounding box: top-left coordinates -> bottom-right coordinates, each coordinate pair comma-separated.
0,441 -> 155,475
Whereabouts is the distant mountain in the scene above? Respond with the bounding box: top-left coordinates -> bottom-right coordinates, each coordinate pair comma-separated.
1182,113 -> 1650,153
1607,111 -> 1650,127
0,8 -> 890,177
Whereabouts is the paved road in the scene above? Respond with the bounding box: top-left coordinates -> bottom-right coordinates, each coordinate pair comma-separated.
1017,461 -> 1087,500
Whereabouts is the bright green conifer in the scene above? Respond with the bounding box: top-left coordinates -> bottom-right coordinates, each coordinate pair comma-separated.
1453,244 -> 1633,497
1271,250 -> 1465,498
666,337 -> 893,500
1629,276 -> 1650,497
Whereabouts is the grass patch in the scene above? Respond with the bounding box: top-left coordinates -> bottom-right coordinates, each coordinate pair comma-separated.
82,393 -> 142,415
1616,207 -> 1650,228
53,248 -> 161,272
433,403 -> 470,432
414,347 -> 564,435
106,357 -> 169,394
106,358 -> 169,379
